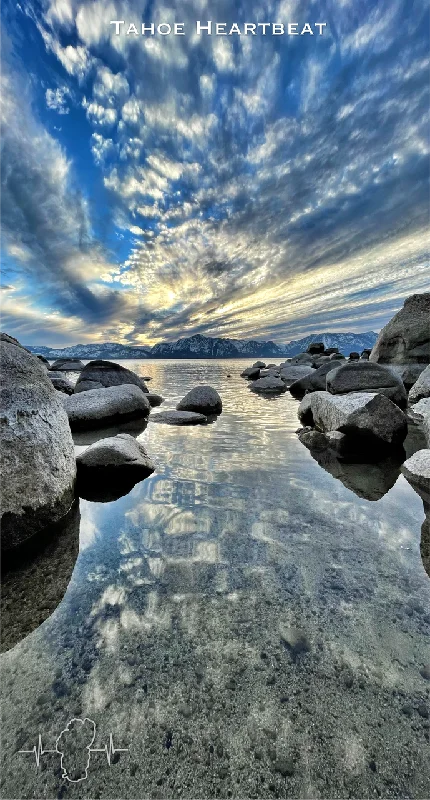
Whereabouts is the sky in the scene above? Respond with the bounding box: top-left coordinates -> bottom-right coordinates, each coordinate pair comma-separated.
0,0 -> 429,348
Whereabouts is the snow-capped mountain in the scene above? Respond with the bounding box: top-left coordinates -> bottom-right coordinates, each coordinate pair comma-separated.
26,342 -> 152,360
26,331 -> 378,360
282,331 -> 378,356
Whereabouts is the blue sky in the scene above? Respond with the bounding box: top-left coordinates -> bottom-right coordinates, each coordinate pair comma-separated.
1,0 -> 429,347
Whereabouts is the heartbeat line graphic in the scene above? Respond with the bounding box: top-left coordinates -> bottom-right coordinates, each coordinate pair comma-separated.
18,718 -> 129,782
18,734 -> 57,767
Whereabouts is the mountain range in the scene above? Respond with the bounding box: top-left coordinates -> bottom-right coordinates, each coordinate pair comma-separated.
26,331 -> 378,360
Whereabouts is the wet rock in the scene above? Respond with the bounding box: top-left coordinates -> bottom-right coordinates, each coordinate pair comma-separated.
177,385 -> 222,415
75,360 -> 148,393
289,352 -> 314,366
63,384 -> 150,430
250,376 -> 287,394
146,393 -> 164,407
241,367 -> 261,379
150,411 -> 207,425
50,358 -> 85,371
306,391 -> 407,447
1,339 -> 76,550
370,293 -> 430,364
326,361 -> 407,407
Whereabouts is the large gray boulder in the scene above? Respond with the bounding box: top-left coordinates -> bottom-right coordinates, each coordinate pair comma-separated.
50,376 -> 74,395
146,393 -> 164,407
305,391 -> 407,446
150,410 -> 207,425
63,384 -> 150,430
0,332 -> 31,352
388,364 -> 426,392
1,340 -> 76,550
74,360 -> 148,393
326,361 -> 407,408
51,357 -> 85,371
410,398 -> 430,446
289,352 -> 314,366
279,365 -> 315,386
408,366 -> 430,405
77,433 -> 155,475
177,385 -> 222,415
370,293 -> 430,364
250,376 -> 287,394
289,360 -> 343,398
240,366 -> 260,379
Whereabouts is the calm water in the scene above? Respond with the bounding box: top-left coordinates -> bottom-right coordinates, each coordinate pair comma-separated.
1,360 -> 429,799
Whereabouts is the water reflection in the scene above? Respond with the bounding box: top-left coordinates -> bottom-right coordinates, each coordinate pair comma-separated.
1,502 -> 80,653
1,361 -> 429,799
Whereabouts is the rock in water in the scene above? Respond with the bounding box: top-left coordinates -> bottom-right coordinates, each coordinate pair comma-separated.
150,410 -> 208,425
409,366 -> 430,405
279,365 -> 315,386
74,359 -> 148,393
401,449 -> 430,497
410,398 -> 430,447
240,367 -> 261,379
289,360 -> 343,398
50,357 -> 85,371
146,393 -> 164,407
250,376 -> 287,394
307,391 -> 407,447
63,384 -> 150,430
77,433 -> 155,474
370,293 -> 430,364
0,340 -> 76,550
253,361 -> 266,368
325,361 -> 407,407
177,385 -> 222,415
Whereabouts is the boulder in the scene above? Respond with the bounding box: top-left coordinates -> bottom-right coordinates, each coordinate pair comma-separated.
63,384 -> 150,430
177,385 -> 222,415
326,361 -> 407,407
297,428 -> 328,450
298,394 -> 314,426
289,360 -> 343,398
330,352 -> 345,360
150,411 -> 208,425
306,391 -> 407,447
74,359 -> 148,394
409,398 -> 430,447
146,393 -> 164,407
388,364 -> 426,391
253,361 -> 266,368
289,353 -> 314,366
307,342 -> 325,355
408,366 -> 430,405
250,376 -> 287,394
241,367 -> 260,379
77,433 -> 155,475
312,355 -> 331,368
35,354 -> 50,367
370,293 -> 430,364
325,348 -> 340,356
259,368 -> 280,378
0,333 -> 31,352
50,376 -> 74,395
0,340 -> 76,550
349,352 -> 360,360
401,450 -> 430,501
50,358 -> 85,371
279,365 -> 315,386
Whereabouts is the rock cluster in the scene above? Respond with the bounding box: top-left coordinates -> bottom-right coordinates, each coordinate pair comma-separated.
74,359 -> 149,394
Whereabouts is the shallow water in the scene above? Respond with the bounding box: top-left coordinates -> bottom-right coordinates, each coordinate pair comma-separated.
1,360 -> 429,799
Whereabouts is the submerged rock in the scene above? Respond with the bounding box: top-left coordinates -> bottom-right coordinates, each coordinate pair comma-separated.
74,359 -> 148,393
50,357 -> 85,371
326,361 -> 407,407
1,502 -> 80,652
370,292 -> 430,364
177,385 -> 222,415
63,384 -> 150,430
306,447 -> 403,501
150,410 -> 208,425
306,391 -> 407,447
0,340 -> 76,550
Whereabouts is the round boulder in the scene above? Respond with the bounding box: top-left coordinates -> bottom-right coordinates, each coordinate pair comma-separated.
74,360 -> 148,394
146,393 -> 164,407
50,358 -> 85,371
1,340 -> 76,550
250,376 -> 287,394
177,385 -> 222,415
63,384 -> 150,430
370,293 -> 430,364
326,361 -> 407,407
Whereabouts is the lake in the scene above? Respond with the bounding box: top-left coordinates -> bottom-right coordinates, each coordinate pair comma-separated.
1,360 -> 429,799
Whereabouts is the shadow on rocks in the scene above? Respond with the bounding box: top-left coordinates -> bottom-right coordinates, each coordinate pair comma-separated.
1,501 -> 80,652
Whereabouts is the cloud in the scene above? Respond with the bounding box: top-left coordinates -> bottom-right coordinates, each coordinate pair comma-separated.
46,86 -> 70,113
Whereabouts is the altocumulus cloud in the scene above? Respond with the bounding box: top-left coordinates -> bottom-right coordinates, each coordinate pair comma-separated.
1,0 -> 429,347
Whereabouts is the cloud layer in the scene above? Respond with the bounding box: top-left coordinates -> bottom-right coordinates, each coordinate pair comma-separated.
1,0 -> 429,346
